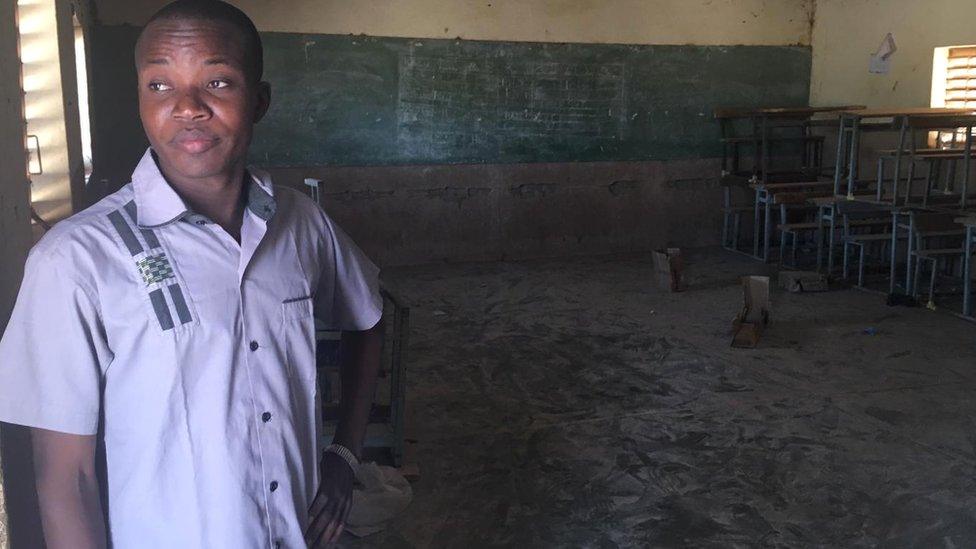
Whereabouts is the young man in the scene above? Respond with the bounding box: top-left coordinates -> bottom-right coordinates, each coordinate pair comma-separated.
0,1 -> 383,547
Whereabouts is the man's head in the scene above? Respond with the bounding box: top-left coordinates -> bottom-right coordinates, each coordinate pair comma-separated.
135,0 -> 270,184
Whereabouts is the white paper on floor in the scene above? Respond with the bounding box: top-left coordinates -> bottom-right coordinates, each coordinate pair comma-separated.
346,463 -> 414,537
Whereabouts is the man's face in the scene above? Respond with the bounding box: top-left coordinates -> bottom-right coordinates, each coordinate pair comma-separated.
136,18 -> 269,183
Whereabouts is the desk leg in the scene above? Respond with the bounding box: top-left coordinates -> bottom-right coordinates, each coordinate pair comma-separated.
892,119 -> 907,204
721,186 -> 730,249
889,211 -> 899,295
827,206 -> 837,273
753,187 -> 761,258
923,159 -> 934,206
964,125 -> 972,209
816,205 -> 826,271
763,193 -> 773,262
876,157 -> 884,202
847,117 -> 861,198
965,226 -> 973,317
720,122 -> 729,174
833,116 -> 847,196
761,116 -> 769,185
905,215 -> 915,293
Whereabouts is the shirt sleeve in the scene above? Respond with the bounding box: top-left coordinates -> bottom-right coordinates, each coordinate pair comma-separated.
314,212 -> 383,331
0,245 -> 111,435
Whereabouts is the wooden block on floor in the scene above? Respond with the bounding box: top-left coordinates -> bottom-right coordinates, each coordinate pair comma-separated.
778,270 -> 828,293
732,276 -> 770,348
652,248 -> 685,292
398,440 -> 421,482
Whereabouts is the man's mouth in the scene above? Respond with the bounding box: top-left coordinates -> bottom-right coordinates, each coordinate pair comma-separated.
171,129 -> 220,154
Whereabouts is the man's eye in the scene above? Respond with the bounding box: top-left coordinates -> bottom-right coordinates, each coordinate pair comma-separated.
148,82 -> 172,92
208,80 -> 230,89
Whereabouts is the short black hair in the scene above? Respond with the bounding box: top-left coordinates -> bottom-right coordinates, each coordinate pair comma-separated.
138,0 -> 264,82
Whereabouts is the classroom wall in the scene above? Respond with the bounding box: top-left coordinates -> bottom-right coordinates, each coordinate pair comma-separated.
86,1 -> 814,265
810,0 -> 976,108
94,0 -> 815,46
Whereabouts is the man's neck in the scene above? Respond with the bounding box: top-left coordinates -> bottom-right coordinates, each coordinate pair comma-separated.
163,165 -> 248,242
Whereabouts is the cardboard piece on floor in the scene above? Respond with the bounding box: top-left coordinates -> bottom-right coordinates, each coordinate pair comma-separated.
732,276 -> 770,348
652,248 -> 685,292
398,439 -> 421,482
778,270 -> 828,293
398,463 -> 421,482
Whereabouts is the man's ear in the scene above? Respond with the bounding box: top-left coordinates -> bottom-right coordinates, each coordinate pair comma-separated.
254,81 -> 271,123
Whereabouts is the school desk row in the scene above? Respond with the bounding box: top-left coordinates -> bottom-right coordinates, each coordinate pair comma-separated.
716,105 -> 976,320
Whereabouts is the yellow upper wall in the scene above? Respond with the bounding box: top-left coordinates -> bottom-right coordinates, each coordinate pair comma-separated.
94,0 -> 814,46
810,0 -> 976,107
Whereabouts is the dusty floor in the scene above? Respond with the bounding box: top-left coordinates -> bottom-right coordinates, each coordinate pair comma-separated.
347,247 -> 976,548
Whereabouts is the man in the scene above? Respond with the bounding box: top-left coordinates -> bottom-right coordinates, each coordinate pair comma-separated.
0,1 -> 383,547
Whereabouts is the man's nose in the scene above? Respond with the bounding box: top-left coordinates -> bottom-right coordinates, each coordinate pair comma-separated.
172,89 -> 212,121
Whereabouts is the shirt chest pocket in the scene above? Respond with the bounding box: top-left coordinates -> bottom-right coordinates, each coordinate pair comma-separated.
280,297 -> 316,380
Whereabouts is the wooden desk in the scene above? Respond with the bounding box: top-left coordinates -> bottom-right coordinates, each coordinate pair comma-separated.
871,205 -> 968,298
749,180 -> 833,191
714,105 -> 865,119
716,105 -> 863,187
749,180 -> 835,262
839,107 -> 973,118
715,105 -> 863,262
812,195 -> 894,272
833,107 -> 976,204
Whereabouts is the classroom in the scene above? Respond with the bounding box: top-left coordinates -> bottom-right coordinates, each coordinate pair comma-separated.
1,0 -> 976,547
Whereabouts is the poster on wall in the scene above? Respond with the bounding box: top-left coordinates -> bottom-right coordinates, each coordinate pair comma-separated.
869,33 -> 896,74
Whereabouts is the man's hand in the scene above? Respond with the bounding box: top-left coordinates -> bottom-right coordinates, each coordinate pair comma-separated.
305,451 -> 356,547
306,322 -> 382,546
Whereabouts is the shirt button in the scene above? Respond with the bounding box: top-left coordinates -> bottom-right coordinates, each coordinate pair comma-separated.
262,412 -> 272,423
249,341 -> 259,351
270,481 -> 278,492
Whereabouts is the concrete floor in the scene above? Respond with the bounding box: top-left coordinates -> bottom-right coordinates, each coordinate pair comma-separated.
349,247 -> 976,548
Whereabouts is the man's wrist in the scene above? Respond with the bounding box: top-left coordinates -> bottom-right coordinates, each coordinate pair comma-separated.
324,443 -> 360,474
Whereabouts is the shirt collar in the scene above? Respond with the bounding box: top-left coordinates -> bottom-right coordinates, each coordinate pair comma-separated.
131,148 -> 276,229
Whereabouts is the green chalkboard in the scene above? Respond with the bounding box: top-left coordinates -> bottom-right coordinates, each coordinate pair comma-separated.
253,34 -> 810,167
87,26 -> 810,172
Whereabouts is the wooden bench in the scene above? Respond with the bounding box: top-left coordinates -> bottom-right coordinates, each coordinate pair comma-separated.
721,135 -> 826,144
878,148 -> 968,157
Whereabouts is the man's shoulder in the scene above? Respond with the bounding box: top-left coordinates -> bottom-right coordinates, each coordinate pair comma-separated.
31,184 -> 135,264
272,183 -> 319,215
271,183 -> 335,232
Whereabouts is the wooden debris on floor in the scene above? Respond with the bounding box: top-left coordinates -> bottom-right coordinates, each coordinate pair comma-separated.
652,248 -> 685,292
778,270 -> 828,293
732,275 -> 770,348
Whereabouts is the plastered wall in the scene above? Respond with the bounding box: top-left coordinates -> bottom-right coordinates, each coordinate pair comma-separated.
810,0 -> 976,108
94,0 -> 814,46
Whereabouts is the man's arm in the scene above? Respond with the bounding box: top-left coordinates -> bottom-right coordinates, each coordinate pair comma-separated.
333,322 -> 385,456
31,428 -> 107,549
305,321 -> 384,547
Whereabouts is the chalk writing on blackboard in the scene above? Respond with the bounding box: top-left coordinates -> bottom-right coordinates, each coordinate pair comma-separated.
397,52 -> 628,160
